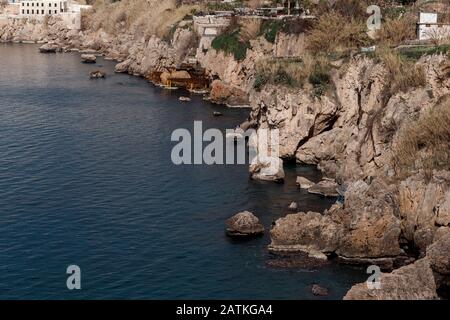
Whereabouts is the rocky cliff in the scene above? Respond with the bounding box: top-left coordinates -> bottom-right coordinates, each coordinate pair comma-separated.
250,54 -> 449,181
0,15 -> 197,80
2,9 -> 449,300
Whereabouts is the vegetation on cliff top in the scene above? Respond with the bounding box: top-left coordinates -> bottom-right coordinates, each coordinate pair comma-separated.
83,0 -> 201,39
211,27 -> 251,61
254,55 -> 331,97
393,96 -> 450,178
375,48 -> 427,96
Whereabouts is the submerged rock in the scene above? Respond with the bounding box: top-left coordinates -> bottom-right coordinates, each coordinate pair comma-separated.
226,211 -> 264,237
179,96 -> 191,102
213,111 -> 223,117
89,70 -> 106,79
266,252 -> 330,269
311,284 -> 329,297
81,54 -> 96,64
308,178 -> 340,197
249,156 -> 285,183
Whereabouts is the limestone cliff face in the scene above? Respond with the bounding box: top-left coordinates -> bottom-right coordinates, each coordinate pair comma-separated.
201,32 -> 309,106
250,55 -> 450,182
202,37 -> 273,106
249,85 -> 338,158
274,32 -> 307,58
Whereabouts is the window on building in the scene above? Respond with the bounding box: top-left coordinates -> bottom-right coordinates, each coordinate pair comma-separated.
32,3 -> 34,7
27,3 -> 29,6
27,9 -> 29,14
42,3 -> 44,7
55,3 -> 57,7
54,10 -> 57,14
22,9 -> 25,14
42,10 -> 44,14
49,10 -> 51,14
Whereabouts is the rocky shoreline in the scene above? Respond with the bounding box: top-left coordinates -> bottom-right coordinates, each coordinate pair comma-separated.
2,11 -> 449,300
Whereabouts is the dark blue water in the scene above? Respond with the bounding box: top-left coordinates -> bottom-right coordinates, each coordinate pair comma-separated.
0,44 -> 365,299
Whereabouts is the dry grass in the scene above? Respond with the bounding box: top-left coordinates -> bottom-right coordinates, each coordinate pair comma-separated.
306,12 -> 370,54
376,48 -> 427,95
376,14 -> 417,46
254,54 -> 331,92
393,97 -> 450,177
239,18 -> 262,43
312,0 -> 369,20
85,0 -> 201,39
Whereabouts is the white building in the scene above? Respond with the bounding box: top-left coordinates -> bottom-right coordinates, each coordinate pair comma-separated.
17,1 -> 91,30
20,0 -> 68,17
417,12 -> 450,41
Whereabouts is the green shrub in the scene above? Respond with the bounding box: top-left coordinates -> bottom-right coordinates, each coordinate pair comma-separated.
253,72 -> 269,91
253,55 -> 332,94
399,45 -> 450,61
254,57 -> 306,89
274,68 -> 294,86
309,62 -> 331,97
211,28 -> 250,61
260,20 -> 280,43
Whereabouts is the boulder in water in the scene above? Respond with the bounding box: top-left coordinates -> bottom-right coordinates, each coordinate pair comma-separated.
308,178 -> 339,197
39,43 -> 58,53
311,284 -> 329,297
81,54 -> 96,64
296,176 -> 315,189
249,156 -> 285,183
89,70 -> 106,79
226,211 -> 264,237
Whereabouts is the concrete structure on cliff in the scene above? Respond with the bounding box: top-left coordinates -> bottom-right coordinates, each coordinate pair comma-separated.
20,0 -> 68,17
417,12 -> 450,41
193,14 -> 231,58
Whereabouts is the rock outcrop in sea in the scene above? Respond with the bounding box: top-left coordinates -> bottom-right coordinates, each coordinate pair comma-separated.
226,211 -> 265,238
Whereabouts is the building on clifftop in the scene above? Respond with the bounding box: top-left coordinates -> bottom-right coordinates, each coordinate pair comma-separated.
19,0 -> 68,17
17,0 -> 91,30
417,12 -> 450,41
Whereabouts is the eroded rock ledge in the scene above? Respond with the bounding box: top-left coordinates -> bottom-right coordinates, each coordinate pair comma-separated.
270,171 -> 450,298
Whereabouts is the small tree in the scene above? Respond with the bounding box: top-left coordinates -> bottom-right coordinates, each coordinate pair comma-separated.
0,0 -> 9,7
